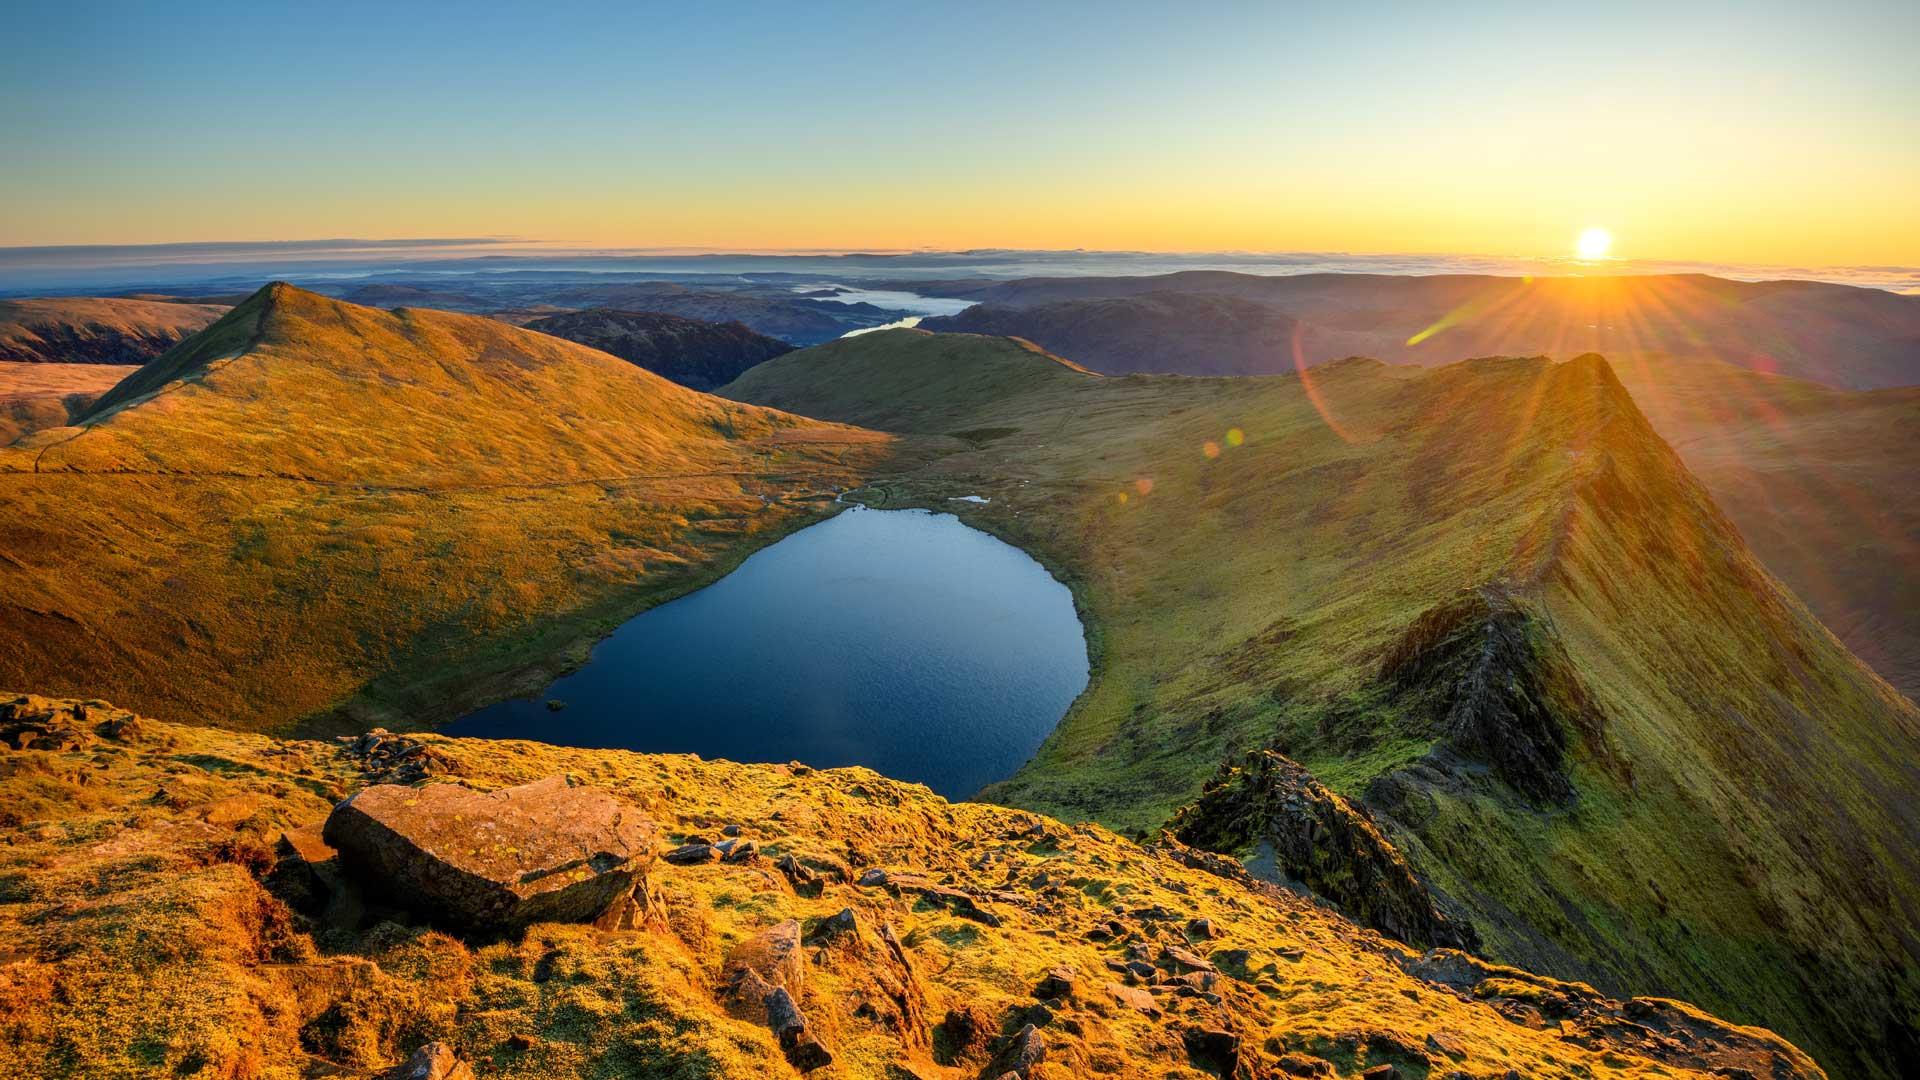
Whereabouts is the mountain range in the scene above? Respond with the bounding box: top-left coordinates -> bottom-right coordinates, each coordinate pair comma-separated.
1,283 -> 1916,1074
921,276 -> 1920,700
921,272 -> 1920,389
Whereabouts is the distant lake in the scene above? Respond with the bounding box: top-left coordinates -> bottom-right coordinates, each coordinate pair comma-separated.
446,506 -> 1089,800
797,284 -> 975,317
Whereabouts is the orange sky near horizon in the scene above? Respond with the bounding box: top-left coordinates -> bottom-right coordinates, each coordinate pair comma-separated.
3,3 -> 1916,268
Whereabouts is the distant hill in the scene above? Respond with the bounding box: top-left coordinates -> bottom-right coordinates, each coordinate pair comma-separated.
540,282 -> 898,344
485,303 -> 577,326
0,296 -> 229,364
0,361 -> 134,444
522,308 -> 795,391
921,271 -> 1920,389
927,292 -> 1312,376
722,328 -> 1095,430
0,283 -> 887,729
728,330 -> 1920,1076
341,282 -> 492,310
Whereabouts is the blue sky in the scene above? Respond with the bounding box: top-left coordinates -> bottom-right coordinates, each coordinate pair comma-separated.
4,1 -> 1916,263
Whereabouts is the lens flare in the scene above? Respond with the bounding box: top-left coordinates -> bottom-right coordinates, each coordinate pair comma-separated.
1202,440 -> 1221,459
1225,428 -> 1244,447
1134,477 -> 1154,496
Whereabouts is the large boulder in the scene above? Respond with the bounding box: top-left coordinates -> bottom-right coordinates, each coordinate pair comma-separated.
323,774 -> 654,930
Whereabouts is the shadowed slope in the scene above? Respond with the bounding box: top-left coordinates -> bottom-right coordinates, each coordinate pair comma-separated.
726,332 -> 1920,1077
522,307 -> 795,391
0,284 -> 890,730
927,292 -> 1312,376
1610,356 -> 1920,698
0,295 -> 230,364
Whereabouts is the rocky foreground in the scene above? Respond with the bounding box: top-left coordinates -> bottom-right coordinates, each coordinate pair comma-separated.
0,694 -> 1822,1079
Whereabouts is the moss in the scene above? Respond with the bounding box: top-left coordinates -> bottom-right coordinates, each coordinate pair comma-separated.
0,701 -> 1825,1079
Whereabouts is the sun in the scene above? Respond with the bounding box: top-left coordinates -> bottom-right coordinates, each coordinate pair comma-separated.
1576,227 -> 1613,260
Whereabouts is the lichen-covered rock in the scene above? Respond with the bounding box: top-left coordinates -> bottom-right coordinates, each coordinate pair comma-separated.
1378,586 -> 1609,804
322,774 -> 654,930
1171,750 -> 1473,950
0,696 -> 1831,1080
765,985 -> 833,1071
1,692 -> 149,751
387,1041 -> 476,1080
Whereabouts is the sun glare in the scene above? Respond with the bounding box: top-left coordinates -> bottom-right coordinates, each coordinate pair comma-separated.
1576,227 -> 1614,260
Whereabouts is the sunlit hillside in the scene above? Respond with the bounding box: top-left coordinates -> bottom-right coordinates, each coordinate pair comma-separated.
0,284 -> 890,729
726,329 -> 1920,1077
0,359 -> 132,444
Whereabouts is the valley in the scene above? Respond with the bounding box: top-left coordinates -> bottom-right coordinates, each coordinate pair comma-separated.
0,284 -> 894,730
724,330 -> 1920,1077
1,284 -> 1915,1076
6,5 -> 1915,1075
0,295 -> 229,364
446,504 -> 1089,800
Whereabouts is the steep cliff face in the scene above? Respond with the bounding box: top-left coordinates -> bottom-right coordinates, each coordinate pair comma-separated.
0,693 -> 1825,1080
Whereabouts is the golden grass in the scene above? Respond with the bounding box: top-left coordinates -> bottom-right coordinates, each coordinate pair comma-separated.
0,285 -> 892,729
0,700 -> 1825,1079
0,361 -> 136,444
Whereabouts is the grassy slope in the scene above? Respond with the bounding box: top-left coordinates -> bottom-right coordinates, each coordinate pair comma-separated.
1610,356 -> 1920,699
0,695 -> 1822,1080
0,284 -> 892,731
724,332 -> 1920,1077
0,361 -> 136,444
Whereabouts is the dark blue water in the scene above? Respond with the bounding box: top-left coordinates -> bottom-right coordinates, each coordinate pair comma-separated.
445,506 -> 1089,799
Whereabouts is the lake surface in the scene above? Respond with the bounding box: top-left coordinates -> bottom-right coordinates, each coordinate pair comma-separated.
446,506 -> 1089,799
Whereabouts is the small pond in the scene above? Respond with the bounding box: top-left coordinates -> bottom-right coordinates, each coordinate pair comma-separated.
445,506 -> 1089,800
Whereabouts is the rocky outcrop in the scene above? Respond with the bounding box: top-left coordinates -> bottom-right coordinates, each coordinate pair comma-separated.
1379,585 -> 1606,804
322,774 -> 655,931
1170,750 -> 1474,950
0,695 -> 1831,1080
385,1041 -> 477,1080
1399,949 -> 1821,1080
2,692 -> 147,750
